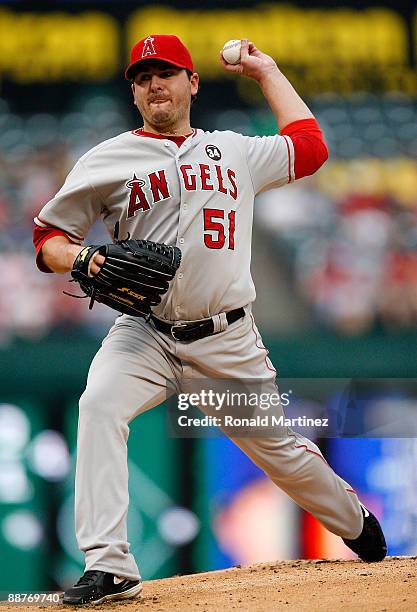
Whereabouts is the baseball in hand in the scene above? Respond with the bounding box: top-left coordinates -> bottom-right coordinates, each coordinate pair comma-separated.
221,39 -> 242,65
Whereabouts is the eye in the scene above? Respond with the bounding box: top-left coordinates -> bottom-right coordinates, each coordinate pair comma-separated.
137,74 -> 151,83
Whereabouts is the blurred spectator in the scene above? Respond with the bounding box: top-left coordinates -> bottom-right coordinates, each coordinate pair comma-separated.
256,159 -> 417,334
379,250 -> 417,328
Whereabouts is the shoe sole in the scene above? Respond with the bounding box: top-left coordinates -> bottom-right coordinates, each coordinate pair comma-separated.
360,551 -> 387,562
343,506 -> 387,562
63,581 -> 143,605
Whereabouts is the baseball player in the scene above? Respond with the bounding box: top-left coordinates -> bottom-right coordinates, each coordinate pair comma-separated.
33,35 -> 387,606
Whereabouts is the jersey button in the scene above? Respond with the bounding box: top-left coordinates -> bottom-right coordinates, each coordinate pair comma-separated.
179,238 -> 185,244
178,273 -> 184,279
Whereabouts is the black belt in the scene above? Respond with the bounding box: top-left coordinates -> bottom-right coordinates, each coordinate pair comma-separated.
150,307 -> 245,342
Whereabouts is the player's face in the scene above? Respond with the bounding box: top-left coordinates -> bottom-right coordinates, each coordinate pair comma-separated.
131,60 -> 199,133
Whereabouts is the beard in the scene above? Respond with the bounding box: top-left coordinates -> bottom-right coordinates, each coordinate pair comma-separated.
140,98 -> 190,133
150,106 -> 175,128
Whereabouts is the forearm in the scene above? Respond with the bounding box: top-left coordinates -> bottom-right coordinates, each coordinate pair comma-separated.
41,235 -> 83,274
220,40 -> 315,131
258,67 -> 314,131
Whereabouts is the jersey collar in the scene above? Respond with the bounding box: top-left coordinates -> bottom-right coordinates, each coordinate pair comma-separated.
131,127 -> 197,147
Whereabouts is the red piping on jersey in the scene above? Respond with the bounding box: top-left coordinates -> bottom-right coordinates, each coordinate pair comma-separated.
283,136 -> 292,183
131,127 -> 196,148
33,223 -> 81,273
294,443 -> 357,495
294,443 -> 328,464
249,312 -> 276,374
280,118 -> 328,180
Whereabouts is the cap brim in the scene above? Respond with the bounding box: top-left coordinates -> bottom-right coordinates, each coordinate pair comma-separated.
125,57 -> 191,80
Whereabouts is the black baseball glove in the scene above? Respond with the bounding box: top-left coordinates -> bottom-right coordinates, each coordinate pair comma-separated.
70,239 -> 182,318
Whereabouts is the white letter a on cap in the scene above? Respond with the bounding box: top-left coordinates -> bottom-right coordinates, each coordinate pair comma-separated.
142,36 -> 156,57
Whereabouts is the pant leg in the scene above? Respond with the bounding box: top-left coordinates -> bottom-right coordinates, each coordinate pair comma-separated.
230,431 -> 363,539
182,309 -> 363,540
75,316 -> 180,580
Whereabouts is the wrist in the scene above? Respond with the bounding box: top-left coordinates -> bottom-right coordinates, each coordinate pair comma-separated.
66,244 -> 84,269
257,65 -> 283,88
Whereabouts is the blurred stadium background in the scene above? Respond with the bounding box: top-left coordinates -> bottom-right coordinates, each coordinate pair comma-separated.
1,0 -> 417,594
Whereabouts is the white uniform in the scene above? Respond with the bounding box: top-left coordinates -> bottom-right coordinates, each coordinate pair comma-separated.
36,128 -> 295,320
36,128 -> 362,580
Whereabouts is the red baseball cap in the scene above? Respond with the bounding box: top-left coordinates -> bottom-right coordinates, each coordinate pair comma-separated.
125,34 -> 194,80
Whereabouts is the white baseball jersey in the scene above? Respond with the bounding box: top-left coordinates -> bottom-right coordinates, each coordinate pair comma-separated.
35,129 -> 295,321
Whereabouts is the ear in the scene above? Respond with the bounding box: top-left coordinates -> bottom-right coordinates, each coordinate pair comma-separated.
190,72 -> 199,96
131,82 -> 136,101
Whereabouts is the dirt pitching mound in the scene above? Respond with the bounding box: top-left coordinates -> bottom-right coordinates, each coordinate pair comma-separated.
1,557 -> 416,612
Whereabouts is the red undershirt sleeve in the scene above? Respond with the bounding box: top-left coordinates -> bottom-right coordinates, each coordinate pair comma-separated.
280,118 -> 329,180
33,224 -> 76,273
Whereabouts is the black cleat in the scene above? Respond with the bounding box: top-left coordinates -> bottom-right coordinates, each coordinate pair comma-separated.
343,504 -> 387,562
63,570 -> 142,605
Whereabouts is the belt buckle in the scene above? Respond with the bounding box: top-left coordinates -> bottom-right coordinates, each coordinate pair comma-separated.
171,322 -> 188,341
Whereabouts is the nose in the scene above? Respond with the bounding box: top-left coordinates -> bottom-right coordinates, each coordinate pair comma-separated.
150,74 -> 164,91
